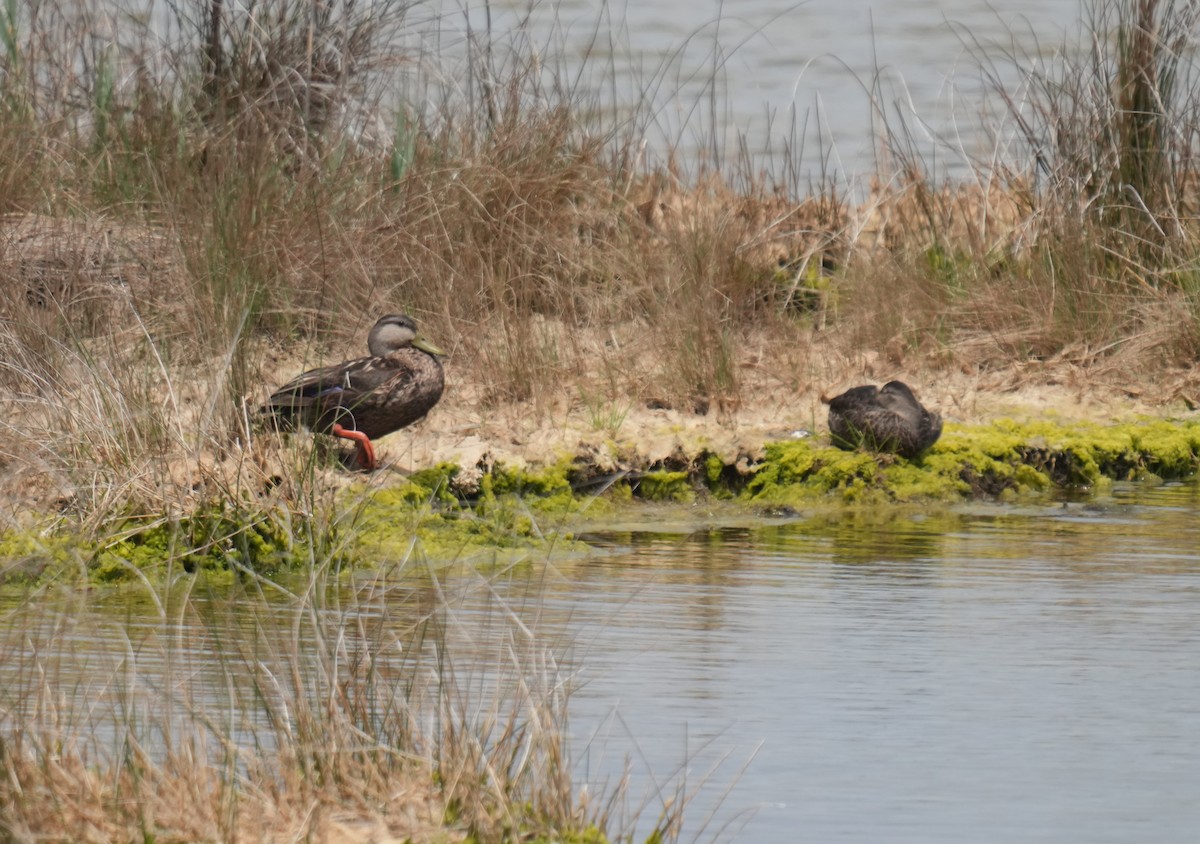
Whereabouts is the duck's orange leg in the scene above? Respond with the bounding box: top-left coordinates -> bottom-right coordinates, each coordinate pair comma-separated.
331,424 -> 378,471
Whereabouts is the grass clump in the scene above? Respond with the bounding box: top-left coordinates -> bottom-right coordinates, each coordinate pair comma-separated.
841,0 -> 1200,373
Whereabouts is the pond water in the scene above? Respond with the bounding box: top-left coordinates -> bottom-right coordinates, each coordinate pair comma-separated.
476,482 -> 1200,843
417,0 -> 1088,177
131,0 -> 1094,177
3,481 -> 1200,842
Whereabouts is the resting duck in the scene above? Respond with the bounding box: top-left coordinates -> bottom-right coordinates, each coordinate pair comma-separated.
261,314 -> 445,470
824,380 -> 942,458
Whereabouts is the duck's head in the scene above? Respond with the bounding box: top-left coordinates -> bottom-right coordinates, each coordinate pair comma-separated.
368,314 -> 445,357
879,381 -> 919,404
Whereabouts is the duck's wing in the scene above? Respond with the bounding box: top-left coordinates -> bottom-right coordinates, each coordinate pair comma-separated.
876,390 -> 924,429
879,383 -> 943,453
829,399 -> 894,449
264,355 -> 384,415
856,405 -> 910,436
274,353 -> 439,410
830,402 -> 914,450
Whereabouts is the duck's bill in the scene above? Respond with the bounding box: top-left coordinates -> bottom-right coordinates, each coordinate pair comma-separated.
413,336 -> 446,356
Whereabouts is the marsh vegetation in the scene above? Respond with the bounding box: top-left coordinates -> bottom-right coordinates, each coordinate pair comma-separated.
2,0 -> 1200,838
0,0 -> 1195,527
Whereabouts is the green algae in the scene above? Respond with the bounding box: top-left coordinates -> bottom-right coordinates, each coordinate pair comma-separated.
479,459 -> 577,520
635,470 -> 694,502
89,500 -> 329,582
705,453 -> 725,486
0,528 -> 89,584
333,458 -> 591,570
744,440 -> 887,504
483,458 -> 575,500
0,471 -> 583,587
353,486 -> 575,568
0,501 -> 327,586
396,462 -> 463,504
744,418 -> 1200,506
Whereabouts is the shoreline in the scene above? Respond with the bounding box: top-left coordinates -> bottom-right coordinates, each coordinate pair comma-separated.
4,372 -> 1198,586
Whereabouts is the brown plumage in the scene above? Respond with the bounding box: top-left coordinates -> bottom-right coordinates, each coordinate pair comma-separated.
261,314 -> 445,470
825,381 -> 942,458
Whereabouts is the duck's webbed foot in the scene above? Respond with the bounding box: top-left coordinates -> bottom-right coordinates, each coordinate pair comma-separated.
331,423 -> 378,471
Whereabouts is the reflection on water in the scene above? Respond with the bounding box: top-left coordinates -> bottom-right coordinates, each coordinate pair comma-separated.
487,482 -> 1200,843
3,481 -> 1200,842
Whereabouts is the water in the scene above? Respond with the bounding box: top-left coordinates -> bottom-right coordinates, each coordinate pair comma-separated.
423,0 -> 1088,177
119,0 -> 1088,176
476,482 -> 1200,842
3,481 -> 1200,842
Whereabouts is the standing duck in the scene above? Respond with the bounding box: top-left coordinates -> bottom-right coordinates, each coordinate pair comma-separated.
824,380 -> 942,458
261,314 -> 445,470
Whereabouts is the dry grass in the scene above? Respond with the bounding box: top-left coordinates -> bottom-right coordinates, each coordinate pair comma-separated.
0,559 -> 674,843
0,1 -> 1197,526
0,740 -> 453,843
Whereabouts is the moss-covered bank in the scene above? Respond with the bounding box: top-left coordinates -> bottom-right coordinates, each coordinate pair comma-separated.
540,418 -> 1200,508
2,419 -> 1197,585
742,418 -> 1200,506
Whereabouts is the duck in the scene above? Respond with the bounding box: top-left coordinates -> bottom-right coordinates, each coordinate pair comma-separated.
823,380 -> 942,458
260,314 -> 446,471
